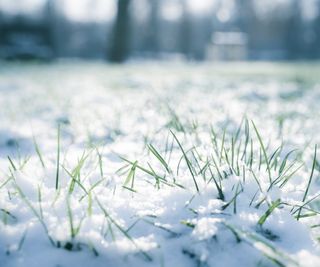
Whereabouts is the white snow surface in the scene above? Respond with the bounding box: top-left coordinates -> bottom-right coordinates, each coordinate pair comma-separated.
0,62 -> 320,267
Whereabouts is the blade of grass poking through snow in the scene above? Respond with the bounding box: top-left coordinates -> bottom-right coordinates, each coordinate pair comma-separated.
13,181 -> 55,246
19,156 -> 31,171
211,155 -> 223,182
210,125 -> 219,156
250,169 -> 263,192
7,156 -> 17,171
37,185 -> 44,219
292,192 -> 320,218
221,184 -> 243,212
65,151 -> 91,194
119,156 -> 172,187
148,144 -> 171,173
1,208 -> 17,225
231,137 -> 235,171
278,163 -> 304,188
123,160 -> 137,189
147,163 -> 160,189
66,196 -> 84,239
176,147 -> 195,176
249,139 -> 254,169
79,178 -> 104,202
207,164 -> 224,200
190,148 -> 202,176
55,124 -> 61,190
96,147 -> 104,179
259,148 -> 262,171
236,139 -> 241,176
268,145 -> 282,169
17,229 -> 28,251
0,176 -> 12,190
233,182 -> 242,214
165,131 -> 174,165
234,116 -> 244,143
222,222 -> 299,267
223,147 -> 233,175
96,198 -> 152,261
32,135 -> 45,168
278,149 -> 298,176
242,118 -> 250,161
62,165 -> 88,196
142,219 -> 180,237
251,121 -> 272,184
258,199 -> 281,226
170,130 -> 199,192
297,144 -> 317,220
220,127 -> 226,164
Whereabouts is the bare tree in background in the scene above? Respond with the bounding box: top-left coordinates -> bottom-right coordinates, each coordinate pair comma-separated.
313,2 -> 320,58
0,10 -> 3,46
286,0 -> 303,59
109,0 -> 131,62
145,0 -> 160,54
45,0 -> 57,57
179,0 -> 192,59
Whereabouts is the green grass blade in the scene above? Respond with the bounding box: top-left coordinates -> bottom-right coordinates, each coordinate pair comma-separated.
55,124 -> 61,190
170,130 -> 199,192
297,144 -> 317,220
258,199 -> 281,226
252,121 -> 272,184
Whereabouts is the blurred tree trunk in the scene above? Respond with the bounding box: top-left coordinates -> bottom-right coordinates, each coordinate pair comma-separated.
180,0 -> 192,59
286,0 -> 303,60
237,0 -> 256,59
109,0 -> 131,62
145,0 -> 159,54
314,2 -> 320,58
0,10 -> 3,46
45,0 -> 57,58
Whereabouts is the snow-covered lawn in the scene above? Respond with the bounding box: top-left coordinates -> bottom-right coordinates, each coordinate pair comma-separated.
0,61 -> 320,267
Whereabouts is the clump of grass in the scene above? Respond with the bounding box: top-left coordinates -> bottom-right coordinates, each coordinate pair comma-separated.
223,222 -> 298,267
96,197 -> 152,261
2,101 -> 319,267
166,106 -> 185,133
13,180 -> 56,246
63,195 -> 86,252
119,156 -> 174,189
62,150 -> 91,194
171,130 -> 199,192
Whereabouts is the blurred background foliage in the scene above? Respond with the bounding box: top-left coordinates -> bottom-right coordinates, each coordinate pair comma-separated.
0,0 -> 319,62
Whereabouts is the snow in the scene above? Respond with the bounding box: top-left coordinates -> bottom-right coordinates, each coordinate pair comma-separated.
0,61 -> 319,267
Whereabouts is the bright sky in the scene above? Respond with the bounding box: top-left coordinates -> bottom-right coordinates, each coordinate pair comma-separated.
0,0 -> 44,15
0,0 -> 117,22
0,0 -> 318,22
187,0 -> 216,14
0,0 -> 216,22
58,0 -> 117,22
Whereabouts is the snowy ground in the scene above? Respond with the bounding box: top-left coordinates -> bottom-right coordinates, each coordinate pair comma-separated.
0,61 -> 320,267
